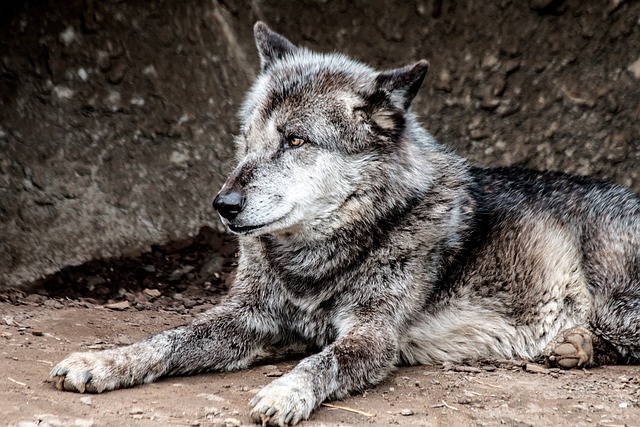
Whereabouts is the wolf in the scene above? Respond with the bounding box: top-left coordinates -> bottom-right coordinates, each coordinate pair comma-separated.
50,22 -> 640,426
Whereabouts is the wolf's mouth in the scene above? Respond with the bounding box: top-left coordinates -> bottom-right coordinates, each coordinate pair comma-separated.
228,223 -> 268,234
225,210 -> 295,235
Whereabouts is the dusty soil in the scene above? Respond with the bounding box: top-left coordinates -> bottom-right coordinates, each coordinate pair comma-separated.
2,228 -> 640,427
2,303 -> 640,427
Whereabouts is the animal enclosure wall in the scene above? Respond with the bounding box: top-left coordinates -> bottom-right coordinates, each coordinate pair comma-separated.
1,0 -> 638,289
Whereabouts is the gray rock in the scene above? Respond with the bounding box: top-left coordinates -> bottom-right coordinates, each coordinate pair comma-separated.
129,407 -> 144,415
143,288 -> 161,298
525,363 -> 550,374
105,301 -> 130,311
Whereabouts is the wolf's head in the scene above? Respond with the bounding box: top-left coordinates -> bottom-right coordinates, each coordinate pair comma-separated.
213,22 -> 434,238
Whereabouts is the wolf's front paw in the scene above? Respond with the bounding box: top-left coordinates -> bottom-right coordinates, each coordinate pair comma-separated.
249,376 -> 317,426
50,351 -> 125,393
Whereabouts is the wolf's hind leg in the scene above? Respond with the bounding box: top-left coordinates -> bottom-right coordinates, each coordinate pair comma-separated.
543,325 -> 620,369
590,287 -> 640,363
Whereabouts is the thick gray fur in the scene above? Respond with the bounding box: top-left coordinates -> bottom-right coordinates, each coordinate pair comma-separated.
50,22 -> 640,426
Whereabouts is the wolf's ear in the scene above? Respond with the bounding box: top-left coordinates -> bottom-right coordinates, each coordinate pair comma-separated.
375,60 -> 429,110
254,21 -> 298,72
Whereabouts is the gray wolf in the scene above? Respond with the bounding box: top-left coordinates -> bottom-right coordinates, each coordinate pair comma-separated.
50,22 -> 640,426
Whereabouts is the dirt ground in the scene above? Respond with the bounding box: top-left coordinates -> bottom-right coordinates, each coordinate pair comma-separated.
2,229 -> 640,427
2,303 -> 640,427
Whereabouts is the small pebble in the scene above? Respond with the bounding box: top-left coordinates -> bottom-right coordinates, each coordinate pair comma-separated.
37,414 -> 63,425
525,363 -> 549,374
2,316 -> 17,326
105,301 -> 130,311
80,396 -> 93,405
143,288 -> 161,298
458,397 -> 472,405
204,407 -> 221,417
400,408 -> 415,416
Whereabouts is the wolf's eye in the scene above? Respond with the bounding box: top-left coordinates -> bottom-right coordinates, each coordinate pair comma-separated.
286,136 -> 305,148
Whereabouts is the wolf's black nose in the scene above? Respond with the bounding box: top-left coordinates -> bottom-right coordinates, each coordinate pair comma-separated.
213,189 -> 245,220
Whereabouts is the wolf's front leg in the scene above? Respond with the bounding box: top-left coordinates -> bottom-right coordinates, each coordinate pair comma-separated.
50,301 -> 272,393
250,321 -> 397,426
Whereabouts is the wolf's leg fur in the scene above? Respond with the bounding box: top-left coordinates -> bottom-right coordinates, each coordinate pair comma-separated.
545,271 -> 640,369
50,302 -> 270,393
249,321 -> 396,426
590,287 -> 640,362
583,225 -> 640,363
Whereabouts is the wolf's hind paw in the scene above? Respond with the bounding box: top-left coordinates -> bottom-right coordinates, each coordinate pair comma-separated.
543,326 -> 594,369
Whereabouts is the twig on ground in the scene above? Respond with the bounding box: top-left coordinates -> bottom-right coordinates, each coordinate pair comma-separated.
441,400 -> 459,411
468,376 -> 503,388
322,403 -> 374,417
8,377 -> 26,386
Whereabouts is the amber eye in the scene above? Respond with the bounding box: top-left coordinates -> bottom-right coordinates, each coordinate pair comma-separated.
287,136 -> 305,148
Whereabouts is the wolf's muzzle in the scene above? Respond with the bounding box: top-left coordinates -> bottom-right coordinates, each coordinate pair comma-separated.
212,189 -> 245,221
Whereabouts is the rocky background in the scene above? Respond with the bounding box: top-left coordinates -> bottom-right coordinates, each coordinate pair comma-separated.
1,0 -> 639,290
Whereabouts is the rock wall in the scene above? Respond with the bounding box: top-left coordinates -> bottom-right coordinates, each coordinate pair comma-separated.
1,0 -> 639,289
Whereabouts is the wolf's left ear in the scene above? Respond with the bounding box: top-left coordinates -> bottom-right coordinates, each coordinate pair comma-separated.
375,60 -> 430,110
254,21 -> 298,72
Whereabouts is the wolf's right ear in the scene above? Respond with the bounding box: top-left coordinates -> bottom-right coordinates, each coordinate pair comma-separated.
375,60 -> 430,110
254,21 -> 298,72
